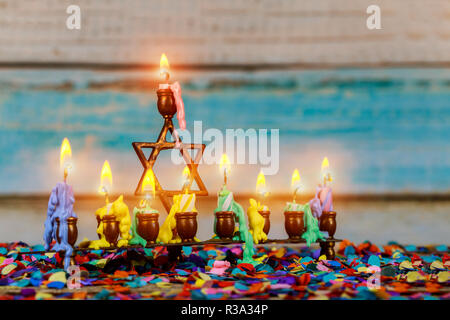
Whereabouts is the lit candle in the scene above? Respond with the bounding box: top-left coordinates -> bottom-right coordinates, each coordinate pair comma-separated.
89,161 -> 131,249
219,154 -> 231,187
284,169 -> 303,211
309,157 -> 333,219
319,157 -> 333,212
214,154 -> 257,264
98,160 -> 112,204
180,166 -> 197,212
130,168 -> 159,246
159,53 -> 170,89
255,170 -> 269,211
247,170 -> 268,244
158,53 -> 186,132
43,138 -> 77,270
281,169 -> 325,246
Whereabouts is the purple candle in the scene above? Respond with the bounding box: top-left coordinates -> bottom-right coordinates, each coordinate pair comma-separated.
43,138 -> 77,270
309,157 -> 333,219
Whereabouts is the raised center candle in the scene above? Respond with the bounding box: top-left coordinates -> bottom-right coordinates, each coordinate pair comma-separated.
158,53 -> 186,133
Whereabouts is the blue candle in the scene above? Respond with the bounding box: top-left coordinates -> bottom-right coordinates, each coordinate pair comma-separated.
43,138 -> 77,270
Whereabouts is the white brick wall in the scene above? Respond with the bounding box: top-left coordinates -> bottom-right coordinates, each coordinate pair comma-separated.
0,0 -> 449,66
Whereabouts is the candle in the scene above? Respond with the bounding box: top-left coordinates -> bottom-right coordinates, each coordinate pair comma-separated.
94,160 -> 113,247
301,202 -> 326,246
309,157 -> 333,219
157,167 -> 196,244
319,157 -> 333,211
219,154 -> 231,186
284,169 -> 325,246
247,170 -> 268,244
89,161 -> 131,249
162,166 -> 200,243
215,186 -> 257,265
158,53 -> 186,147
44,138 -> 77,270
214,155 -> 257,265
157,194 -> 180,244
130,168 -> 159,246
284,169 -> 303,211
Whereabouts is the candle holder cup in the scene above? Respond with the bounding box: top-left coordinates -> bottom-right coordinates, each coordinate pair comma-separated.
102,215 -> 120,246
321,211 -> 337,239
55,217 -> 78,247
137,212 -> 160,245
175,212 -> 198,242
319,212 -> 328,232
157,89 -> 176,118
284,211 -> 304,241
215,211 -> 235,240
258,210 -> 271,235
96,215 -> 102,239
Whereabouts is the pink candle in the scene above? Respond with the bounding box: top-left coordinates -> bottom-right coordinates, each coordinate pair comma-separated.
158,54 -> 186,130
318,185 -> 333,212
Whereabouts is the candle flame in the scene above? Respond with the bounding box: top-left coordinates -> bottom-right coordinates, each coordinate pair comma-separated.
160,53 -> 170,78
142,168 -> 156,198
291,169 -> 301,188
98,160 -> 113,195
60,137 -> 72,171
182,166 -> 191,193
321,157 -> 332,183
321,157 -> 329,171
256,170 -> 266,195
219,154 -> 231,174
182,166 -> 190,179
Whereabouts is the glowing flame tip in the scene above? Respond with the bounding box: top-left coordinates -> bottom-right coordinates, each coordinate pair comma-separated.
321,157 -> 330,171
291,169 -> 301,188
60,137 -> 72,171
142,168 -> 156,197
219,154 -> 231,173
256,170 -> 266,194
99,160 -> 113,195
160,53 -> 170,76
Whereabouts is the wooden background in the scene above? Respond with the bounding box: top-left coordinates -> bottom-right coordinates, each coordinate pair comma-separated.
0,0 -> 448,67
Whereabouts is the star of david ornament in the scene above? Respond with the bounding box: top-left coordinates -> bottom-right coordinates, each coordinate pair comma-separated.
132,88 -> 208,213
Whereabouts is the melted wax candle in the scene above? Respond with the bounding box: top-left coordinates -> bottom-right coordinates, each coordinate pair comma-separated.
44,138 -> 77,270
247,199 -> 267,244
44,182 -> 77,270
318,185 -> 333,212
130,202 -> 159,247
283,201 -> 325,246
214,186 -> 257,265
180,193 -> 196,212
89,195 -> 131,249
157,192 -> 198,244
157,195 -> 180,244
312,157 -> 334,218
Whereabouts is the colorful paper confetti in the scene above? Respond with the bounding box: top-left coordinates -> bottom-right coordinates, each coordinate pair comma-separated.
0,240 -> 448,300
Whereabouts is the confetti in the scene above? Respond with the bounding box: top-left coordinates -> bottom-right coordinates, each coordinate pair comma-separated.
0,241 -> 447,300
